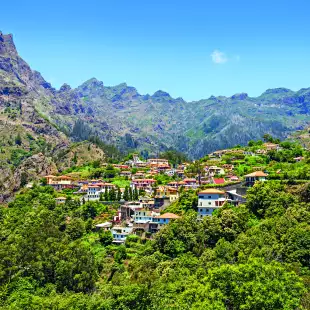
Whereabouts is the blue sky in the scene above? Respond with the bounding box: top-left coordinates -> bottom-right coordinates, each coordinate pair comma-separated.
2,0 -> 310,101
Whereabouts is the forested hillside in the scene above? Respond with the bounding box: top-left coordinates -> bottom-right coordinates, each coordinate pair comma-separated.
0,181 -> 309,309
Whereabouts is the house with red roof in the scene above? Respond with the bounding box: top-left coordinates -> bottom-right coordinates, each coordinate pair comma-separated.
212,177 -> 225,185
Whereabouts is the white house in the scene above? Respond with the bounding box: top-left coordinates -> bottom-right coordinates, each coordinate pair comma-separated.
55,197 -> 66,204
111,226 -> 133,243
87,182 -> 116,201
133,209 -> 160,224
95,222 -> 112,231
244,171 -> 268,186
148,158 -> 169,167
208,166 -> 225,176
197,188 -> 227,218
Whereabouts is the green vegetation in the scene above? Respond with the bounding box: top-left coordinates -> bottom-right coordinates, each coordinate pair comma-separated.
159,150 -> 188,166
71,119 -> 123,161
0,181 -> 310,308
112,177 -> 131,188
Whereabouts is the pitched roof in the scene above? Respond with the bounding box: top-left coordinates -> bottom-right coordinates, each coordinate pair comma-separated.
198,188 -> 225,194
133,179 -> 156,182
57,175 -> 72,180
156,213 -> 180,219
213,178 -> 225,184
244,171 -> 268,177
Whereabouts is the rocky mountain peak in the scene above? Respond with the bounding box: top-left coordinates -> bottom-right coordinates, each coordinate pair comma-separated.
230,93 -> 248,100
59,83 -> 72,92
80,78 -> 104,89
76,78 -> 105,97
152,90 -> 172,98
263,88 -> 292,95
0,32 -> 17,57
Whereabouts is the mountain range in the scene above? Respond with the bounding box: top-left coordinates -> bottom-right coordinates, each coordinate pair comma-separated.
1,31 -> 310,159
0,30 -> 310,199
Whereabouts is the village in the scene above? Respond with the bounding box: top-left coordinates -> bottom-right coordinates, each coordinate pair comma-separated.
44,141 -> 305,244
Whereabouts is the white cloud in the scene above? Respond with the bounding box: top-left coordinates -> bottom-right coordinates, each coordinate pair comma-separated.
210,49 -> 228,64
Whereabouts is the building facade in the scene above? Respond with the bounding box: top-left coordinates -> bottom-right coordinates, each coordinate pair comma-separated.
197,189 -> 226,218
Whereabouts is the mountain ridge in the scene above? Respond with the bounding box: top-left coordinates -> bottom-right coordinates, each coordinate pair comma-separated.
0,31 -> 310,160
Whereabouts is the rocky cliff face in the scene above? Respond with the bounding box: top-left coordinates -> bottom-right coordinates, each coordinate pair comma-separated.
0,32 -> 54,96
0,32 -> 107,202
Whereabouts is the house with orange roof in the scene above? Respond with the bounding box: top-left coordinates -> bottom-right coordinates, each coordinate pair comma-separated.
148,158 -> 170,168
197,188 -> 227,217
149,213 -> 181,232
45,175 -> 74,190
133,172 -> 145,179
256,149 -> 267,155
222,164 -> 234,171
45,175 -> 57,185
120,170 -> 132,178
244,171 -> 268,186
113,164 -> 130,170
156,186 -> 179,201
183,178 -> 198,189
263,143 -> 280,151
131,179 -> 156,194
175,169 -> 185,178
157,164 -> 171,172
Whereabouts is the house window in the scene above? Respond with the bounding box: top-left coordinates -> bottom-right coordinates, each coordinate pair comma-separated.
206,209 -> 209,212
200,209 -> 203,212
208,202 -> 211,205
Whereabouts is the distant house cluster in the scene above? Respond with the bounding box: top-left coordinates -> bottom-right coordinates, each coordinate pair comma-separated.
46,145 -> 284,243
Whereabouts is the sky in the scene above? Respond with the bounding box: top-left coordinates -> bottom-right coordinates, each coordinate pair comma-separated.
2,0 -> 310,101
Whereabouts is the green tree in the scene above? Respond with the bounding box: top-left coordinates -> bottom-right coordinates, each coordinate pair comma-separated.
20,172 -> 28,187
99,230 -> 113,246
104,188 -> 109,201
246,181 -> 296,218
15,133 -> 22,146
133,188 -> 139,200
129,187 -> 133,201
114,245 -> 127,263
198,259 -> 305,310
117,187 -> 122,201
73,151 -> 78,164
109,187 -> 116,201
123,186 -> 129,201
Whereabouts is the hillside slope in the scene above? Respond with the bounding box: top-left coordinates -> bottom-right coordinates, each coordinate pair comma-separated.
0,32 -> 106,202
